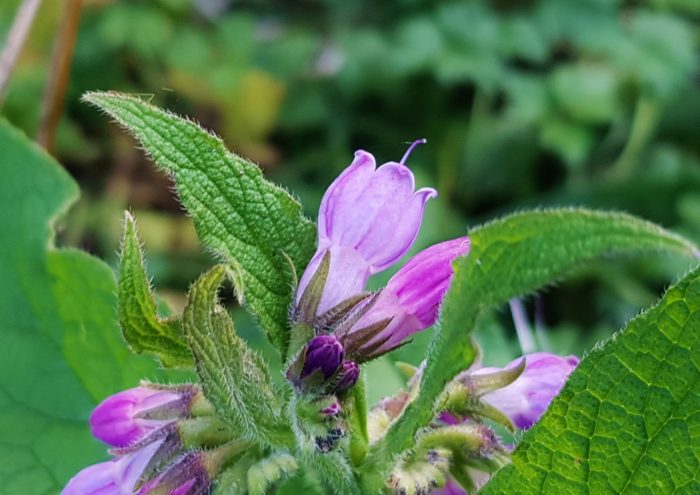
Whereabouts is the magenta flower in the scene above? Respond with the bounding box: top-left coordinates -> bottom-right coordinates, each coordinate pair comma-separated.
90,385 -> 197,448
340,237 -> 470,360
62,436 -> 164,495
297,146 -> 437,315
477,352 -> 579,429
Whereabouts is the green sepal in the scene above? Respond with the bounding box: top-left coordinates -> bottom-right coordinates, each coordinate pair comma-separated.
295,250 -> 331,324
117,211 -> 191,367
177,416 -> 236,450
439,359 -> 525,432
183,265 -> 294,448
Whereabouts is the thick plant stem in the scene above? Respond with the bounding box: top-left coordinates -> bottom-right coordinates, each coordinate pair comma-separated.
0,0 -> 43,105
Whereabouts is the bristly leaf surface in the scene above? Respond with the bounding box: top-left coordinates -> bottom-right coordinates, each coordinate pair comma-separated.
183,266 -> 292,447
118,211 -> 191,367
84,91 -> 317,355
482,264 -> 700,494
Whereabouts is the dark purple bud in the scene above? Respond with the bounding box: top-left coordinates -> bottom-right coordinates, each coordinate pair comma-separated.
302,335 -> 344,379
335,361 -> 360,393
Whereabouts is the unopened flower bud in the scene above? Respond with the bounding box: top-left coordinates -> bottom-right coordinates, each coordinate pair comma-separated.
302,335 -> 344,379
90,384 -> 206,448
138,442 -> 244,495
320,400 -> 341,417
334,361 -> 359,393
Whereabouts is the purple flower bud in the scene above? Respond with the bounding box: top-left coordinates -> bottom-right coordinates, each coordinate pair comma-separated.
297,149 -> 437,315
302,335 -> 344,379
342,237 -> 470,360
137,451 -> 209,495
335,361 -> 360,393
321,400 -> 341,417
477,352 -> 579,429
90,385 -> 197,448
62,436 -> 165,494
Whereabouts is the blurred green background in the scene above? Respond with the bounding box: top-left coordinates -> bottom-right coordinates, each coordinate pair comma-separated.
2,0 -> 700,405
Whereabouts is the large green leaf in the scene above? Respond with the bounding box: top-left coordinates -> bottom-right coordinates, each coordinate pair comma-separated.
360,209 -> 697,492
481,264 -> 700,494
0,120 -> 161,493
83,92 -> 317,355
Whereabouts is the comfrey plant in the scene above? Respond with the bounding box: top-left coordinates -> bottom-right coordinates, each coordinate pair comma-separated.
61,92 -> 700,495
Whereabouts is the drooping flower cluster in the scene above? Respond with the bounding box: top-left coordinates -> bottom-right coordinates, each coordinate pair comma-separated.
289,141 -> 470,395
63,383 -> 237,495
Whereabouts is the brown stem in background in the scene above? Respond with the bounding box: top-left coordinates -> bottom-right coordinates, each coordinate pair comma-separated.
37,0 -> 83,153
0,0 -> 43,106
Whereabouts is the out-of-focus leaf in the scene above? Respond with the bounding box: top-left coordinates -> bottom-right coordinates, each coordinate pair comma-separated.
550,64 -> 620,124
0,120 -> 161,493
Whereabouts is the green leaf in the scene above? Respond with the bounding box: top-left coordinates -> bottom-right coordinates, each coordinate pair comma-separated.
247,451 -> 298,495
83,91 -> 317,355
0,120 -> 162,493
117,211 -> 191,367
481,264 -> 700,494
182,265 -> 292,447
361,208 -> 697,492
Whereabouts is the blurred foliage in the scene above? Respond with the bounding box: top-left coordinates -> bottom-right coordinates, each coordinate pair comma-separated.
2,0 -> 699,401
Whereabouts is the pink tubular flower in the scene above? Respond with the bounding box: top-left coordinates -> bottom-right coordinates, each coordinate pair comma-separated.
90,385 -> 195,448
297,148 -> 437,315
62,437 -> 164,495
341,237 -> 470,360
477,352 -> 579,429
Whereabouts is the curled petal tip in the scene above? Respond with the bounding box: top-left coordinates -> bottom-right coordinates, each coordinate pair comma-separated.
417,186 -> 438,201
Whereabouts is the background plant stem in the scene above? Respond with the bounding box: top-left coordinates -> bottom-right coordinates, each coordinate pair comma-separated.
0,0 -> 43,106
